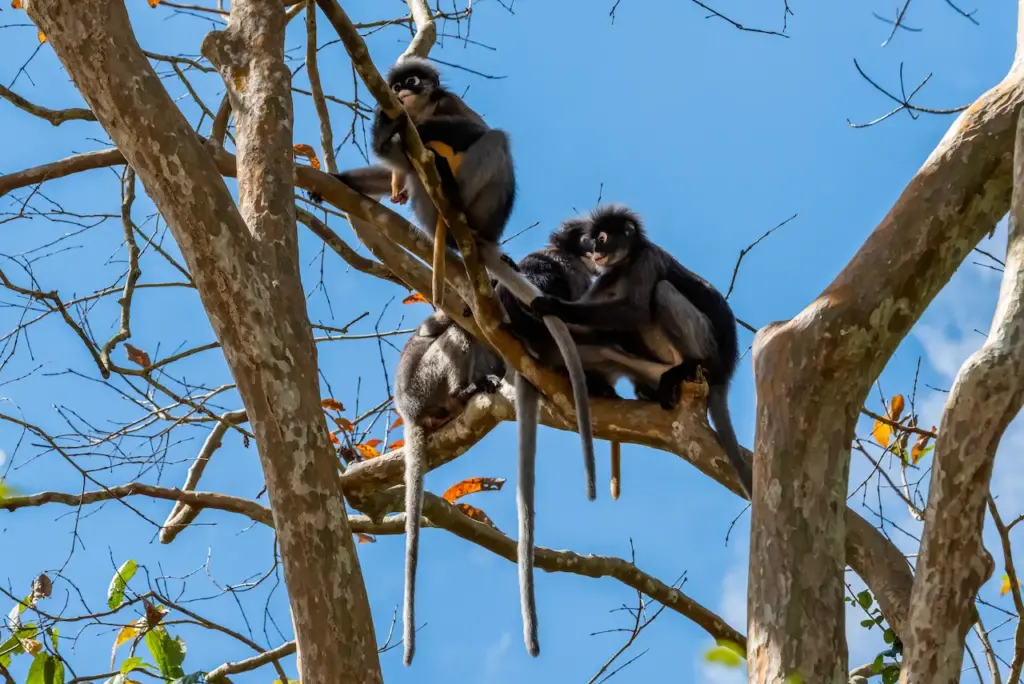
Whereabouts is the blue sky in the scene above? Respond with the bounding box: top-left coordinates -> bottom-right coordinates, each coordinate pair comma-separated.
1,0 -> 1022,682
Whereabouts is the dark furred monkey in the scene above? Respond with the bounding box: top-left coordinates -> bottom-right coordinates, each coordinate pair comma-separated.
531,205 -> 753,498
394,308 -> 505,666
496,219 -> 673,657
332,57 -> 599,516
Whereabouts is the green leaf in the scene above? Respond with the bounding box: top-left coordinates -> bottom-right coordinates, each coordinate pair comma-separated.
872,653 -> 885,674
107,560 -> 138,610
25,653 -> 62,684
0,479 -> 19,502
882,664 -> 900,684
783,674 -> 805,684
120,656 -> 147,674
50,627 -> 59,652
883,628 -> 895,644
704,641 -> 744,668
856,590 -> 873,610
860,618 -> 874,628
0,623 -> 38,666
52,656 -> 65,684
145,627 -> 185,679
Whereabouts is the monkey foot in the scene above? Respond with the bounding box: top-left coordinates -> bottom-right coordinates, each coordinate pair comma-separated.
680,379 -> 709,400
390,190 -> 409,205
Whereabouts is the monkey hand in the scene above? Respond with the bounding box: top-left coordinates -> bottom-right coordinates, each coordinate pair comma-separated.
480,375 -> 503,394
529,295 -> 562,319
390,188 -> 410,205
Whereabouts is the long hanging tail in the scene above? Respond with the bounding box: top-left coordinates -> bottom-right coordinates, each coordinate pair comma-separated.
403,423 -> 428,666
516,374 -> 541,657
480,246 -> 596,500
707,385 -> 752,499
543,316 -> 596,501
610,441 -> 621,500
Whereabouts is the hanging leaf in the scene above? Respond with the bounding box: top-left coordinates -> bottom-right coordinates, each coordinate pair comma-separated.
703,640 -> 745,667
113,618 -> 146,652
456,503 -> 497,529
146,0 -> 161,6
888,394 -> 905,421
107,560 -> 138,610
332,416 -> 354,432
328,431 -> 340,445
910,431 -> 934,465
144,627 -> 185,679
20,638 -> 42,656
442,477 -> 505,503
1000,574 -> 1021,596
31,574 -> 52,601
321,398 -> 344,412
124,344 -> 151,369
391,415 -> 404,428
402,292 -> 429,305
11,0 -> 24,9
37,30 -> 46,44
355,533 -> 376,544
143,601 -> 166,628
354,443 -> 381,459
387,439 -> 405,451
872,419 -> 892,448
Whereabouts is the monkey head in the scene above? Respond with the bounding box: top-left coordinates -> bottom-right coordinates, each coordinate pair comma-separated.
386,57 -> 442,121
581,204 -> 645,270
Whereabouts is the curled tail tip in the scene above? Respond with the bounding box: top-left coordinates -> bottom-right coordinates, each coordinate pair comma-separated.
610,479 -> 620,500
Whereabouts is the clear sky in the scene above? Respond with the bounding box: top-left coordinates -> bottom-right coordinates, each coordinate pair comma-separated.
1,0 -> 1022,682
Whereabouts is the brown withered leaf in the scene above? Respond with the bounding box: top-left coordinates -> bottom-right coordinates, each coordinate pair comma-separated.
328,431 -> 340,445
442,477 -> 505,503
124,343 -> 151,369
355,533 -> 376,544
143,599 -> 166,627
391,415 -> 404,428
31,573 -> 52,600
456,503 -> 498,530
910,429 -> 935,465
292,144 -> 322,170
321,398 -> 344,412
11,0 -> 23,9
871,419 -> 892,448
364,439 -> 382,448
21,638 -> 42,655
147,0 -> 160,6
354,443 -> 381,459
387,439 -> 405,451
889,394 -> 906,422
37,29 -> 46,43
402,292 -> 429,305
333,416 -> 355,432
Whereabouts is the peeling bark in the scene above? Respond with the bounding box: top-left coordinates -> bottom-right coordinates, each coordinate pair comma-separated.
898,107 -> 1024,684
749,45 -> 1024,684
23,0 -> 381,680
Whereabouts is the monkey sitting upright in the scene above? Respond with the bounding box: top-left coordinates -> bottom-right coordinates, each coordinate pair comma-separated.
530,205 -> 752,498
328,56 -> 599,539
496,219 -> 676,657
395,308 -> 505,667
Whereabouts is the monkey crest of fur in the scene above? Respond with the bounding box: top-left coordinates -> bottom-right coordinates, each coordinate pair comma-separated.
388,56 -> 441,87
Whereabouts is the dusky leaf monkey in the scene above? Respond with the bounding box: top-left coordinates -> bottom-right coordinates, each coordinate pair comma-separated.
394,308 -> 505,666
531,205 -> 752,498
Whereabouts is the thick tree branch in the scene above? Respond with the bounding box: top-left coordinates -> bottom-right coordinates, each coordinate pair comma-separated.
23,0 -> 380,681
898,106 -> 1024,684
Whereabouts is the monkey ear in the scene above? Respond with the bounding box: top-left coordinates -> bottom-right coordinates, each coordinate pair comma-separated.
623,221 -> 635,235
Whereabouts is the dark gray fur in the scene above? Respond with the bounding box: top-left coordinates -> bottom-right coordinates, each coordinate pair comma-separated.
394,309 -> 505,666
334,60 -> 597,521
531,204 -> 752,498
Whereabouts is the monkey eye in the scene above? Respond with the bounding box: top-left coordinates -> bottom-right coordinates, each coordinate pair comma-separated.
391,83 -> 402,92
406,76 -> 421,87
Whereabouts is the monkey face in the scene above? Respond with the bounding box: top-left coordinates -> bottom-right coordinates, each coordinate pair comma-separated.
389,69 -> 437,120
583,218 -> 637,269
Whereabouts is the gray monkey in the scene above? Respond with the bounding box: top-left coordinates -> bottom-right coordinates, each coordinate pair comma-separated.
531,205 -> 752,498
395,309 -> 505,666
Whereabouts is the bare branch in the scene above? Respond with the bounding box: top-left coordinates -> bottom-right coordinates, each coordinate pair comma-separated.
0,83 -> 96,125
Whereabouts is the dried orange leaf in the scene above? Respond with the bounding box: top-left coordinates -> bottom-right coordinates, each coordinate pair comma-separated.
910,432 -> 933,465
328,431 -> 340,445
20,638 -> 42,655
1000,574 -> 1021,596
332,416 -> 354,432
364,439 -> 383,448
872,419 -> 892,448
292,144 -> 322,170
355,533 -> 376,544
11,0 -> 23,9
142,600 -> 166,627
147,0 -> 160,6
37,29 -> 46,43
456,503 -> 497,529
402,292 -> 429,305
354,443 -> 381,459
391,415 -> 404,428
387,439 -> 405,451
124,343 -> 151,369
442,477 -> 505,503
321,398 -> 344,412
889,394 -> 906,421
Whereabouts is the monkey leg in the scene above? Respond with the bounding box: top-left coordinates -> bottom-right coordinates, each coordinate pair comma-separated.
610,441 -> 621,500
432,215 -> 448,309
390,171 -> 409,204
657,359 -> 708,409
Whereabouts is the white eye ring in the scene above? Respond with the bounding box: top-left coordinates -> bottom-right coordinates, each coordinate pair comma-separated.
407,75 -> 421,87
392,83 -> 402,92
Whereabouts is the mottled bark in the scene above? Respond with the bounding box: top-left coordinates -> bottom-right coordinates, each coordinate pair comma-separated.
23,0 -> 381,681
897,109 -> 1024,684
749,36 -> 1024,684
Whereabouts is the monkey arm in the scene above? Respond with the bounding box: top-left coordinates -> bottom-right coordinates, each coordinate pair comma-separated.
530,296 -> 651,330
331,165 -> 393,199
371,107 -> 406,159
415,116 -> 488,152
